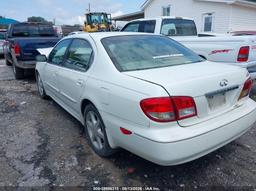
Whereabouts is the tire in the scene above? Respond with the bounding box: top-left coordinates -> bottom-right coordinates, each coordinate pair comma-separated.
84,104 -> 116,157
5,56 -> 12,66
13,64 -> 24,79
36,73 -> 48,99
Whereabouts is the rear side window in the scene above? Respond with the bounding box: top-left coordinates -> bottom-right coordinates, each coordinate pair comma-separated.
48,39 -> 71,65
122,21 -> 156,33
12,24 -> 56,37
64,39 -> 94,72
161,19 -> 197,36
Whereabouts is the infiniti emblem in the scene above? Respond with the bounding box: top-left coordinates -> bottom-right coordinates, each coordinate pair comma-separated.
220,79 -> 228,87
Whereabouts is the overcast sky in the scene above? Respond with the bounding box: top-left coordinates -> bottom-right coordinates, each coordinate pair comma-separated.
0,0 -> 145,25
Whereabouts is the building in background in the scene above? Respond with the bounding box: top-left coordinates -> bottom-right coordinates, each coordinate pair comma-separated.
115,0 -> 256,33
112,11 -> 144,29
142,0 -> 256,33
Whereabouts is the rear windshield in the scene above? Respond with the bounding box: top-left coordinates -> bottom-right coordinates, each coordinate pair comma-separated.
161,19 -> 197,36
101,35 -> 203,72
0,32 -> 5,39
12,24 -> 56,37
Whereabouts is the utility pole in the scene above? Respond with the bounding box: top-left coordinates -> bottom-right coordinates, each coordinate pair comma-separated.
86,3 -> 91,13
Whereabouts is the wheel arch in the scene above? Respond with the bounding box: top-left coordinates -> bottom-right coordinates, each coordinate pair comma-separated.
80,97 -> 117,148
81,98 -> 94,116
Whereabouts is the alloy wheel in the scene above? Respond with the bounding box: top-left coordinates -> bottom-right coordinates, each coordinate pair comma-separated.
85,111 -> 105,150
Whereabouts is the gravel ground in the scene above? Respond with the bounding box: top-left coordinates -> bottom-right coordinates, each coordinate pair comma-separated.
0,58 -> 256,191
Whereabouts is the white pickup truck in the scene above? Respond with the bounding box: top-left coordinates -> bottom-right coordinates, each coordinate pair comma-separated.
121,17 -> 256,79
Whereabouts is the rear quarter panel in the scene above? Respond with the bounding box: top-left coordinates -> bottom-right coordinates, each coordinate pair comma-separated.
81,54 -> 169,128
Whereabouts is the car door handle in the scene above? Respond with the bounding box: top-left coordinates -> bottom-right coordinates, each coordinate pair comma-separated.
53,71 -> 58,76
76,79 -> 84,86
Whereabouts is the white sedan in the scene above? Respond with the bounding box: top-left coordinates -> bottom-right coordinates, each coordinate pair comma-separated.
35,32 -> 256,166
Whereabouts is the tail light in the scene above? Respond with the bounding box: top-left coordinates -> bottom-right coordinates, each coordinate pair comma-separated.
13,43 -> 21,56
237,46 -> 249,62
239,78 -> 253,100
172,97 -> 198,120
140,96 -> 197,123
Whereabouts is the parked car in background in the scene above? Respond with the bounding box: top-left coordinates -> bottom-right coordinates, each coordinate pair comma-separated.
0,29 -> 7,56
121,17 -> 256,79
4,22 -> 60,79
35,32 -> 256,166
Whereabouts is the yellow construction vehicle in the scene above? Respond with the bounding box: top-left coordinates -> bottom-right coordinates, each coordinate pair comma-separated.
83,12 -> 113,32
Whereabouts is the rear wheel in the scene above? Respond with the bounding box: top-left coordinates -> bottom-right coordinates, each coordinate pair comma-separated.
84,104 -> 115,157
13,64 -> 24,79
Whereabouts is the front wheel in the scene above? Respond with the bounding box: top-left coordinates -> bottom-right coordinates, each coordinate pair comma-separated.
84,104 -> 116,157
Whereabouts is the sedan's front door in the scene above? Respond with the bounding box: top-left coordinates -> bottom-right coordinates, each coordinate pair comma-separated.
44,39 -> 71,98
57,39 -> 94,116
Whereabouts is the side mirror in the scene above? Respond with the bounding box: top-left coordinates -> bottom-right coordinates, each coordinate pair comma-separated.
36,54 -> 47,62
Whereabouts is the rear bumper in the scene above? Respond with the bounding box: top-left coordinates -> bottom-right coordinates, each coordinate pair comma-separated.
131,110 -> 255,166
106,98 -> 256,166
15,60 -> 36,69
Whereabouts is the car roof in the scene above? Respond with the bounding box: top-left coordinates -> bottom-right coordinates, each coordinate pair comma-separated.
64,32 -> 156,41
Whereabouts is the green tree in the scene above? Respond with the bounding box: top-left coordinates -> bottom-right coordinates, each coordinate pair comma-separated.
27,16 -> 53,24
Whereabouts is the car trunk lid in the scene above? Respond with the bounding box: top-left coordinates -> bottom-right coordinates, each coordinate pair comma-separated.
124,61 -> 248,126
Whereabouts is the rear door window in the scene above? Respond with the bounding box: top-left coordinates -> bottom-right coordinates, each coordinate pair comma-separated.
64,39 -> 94,72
